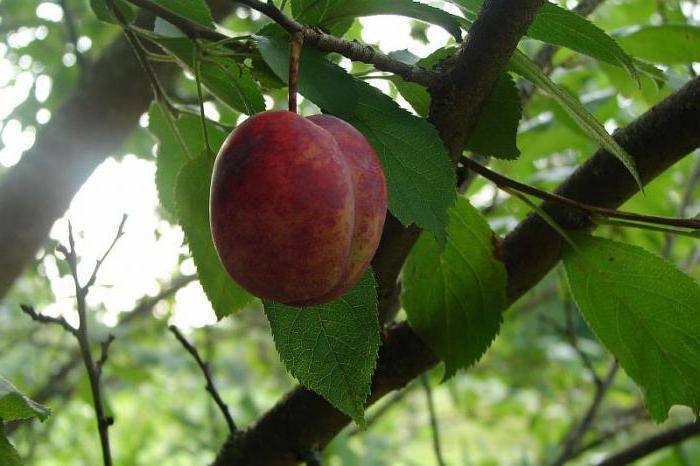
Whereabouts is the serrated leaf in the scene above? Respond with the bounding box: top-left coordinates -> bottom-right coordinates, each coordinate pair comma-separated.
89,0 -> 135,24
564,234 -> 700,421
617,25 -> 700,65
303,0 -> 463,41
402,198 -> 507,379
348,81 -> 456,240
147,102 -> 228,216
0,431 -> 22,466
150,0 -> 215,29
254,33 -> 358,118
153,37 -> 266,115
451,0 -> 635,76
175,155 -> 254,319
264,271 -> 380,424
0,375 -> 51,422
509,50 -> 641,188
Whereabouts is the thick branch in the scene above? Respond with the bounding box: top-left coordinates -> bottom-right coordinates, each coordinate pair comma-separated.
212,76 -> 700,466
430,0 -> 546,159
595,421 -> 700,466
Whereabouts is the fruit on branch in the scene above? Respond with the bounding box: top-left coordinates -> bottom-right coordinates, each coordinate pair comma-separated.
210,110 -> 387,306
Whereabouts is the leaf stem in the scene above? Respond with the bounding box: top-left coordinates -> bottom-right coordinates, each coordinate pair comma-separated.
288,31 -> 304,113
194,45 -> 212,156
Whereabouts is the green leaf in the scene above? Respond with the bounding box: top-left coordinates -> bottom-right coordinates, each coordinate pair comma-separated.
150,0 -> 215,29
451,1 -> 635,76
402,198 -> 507,379
264,270 -> 380,424
617,25 -> 700,65
89,0 -> 135,24
564,234 -> 700,421
153,36 -> 266,115
254,34 -> 358,118
147,102 -> 228,216
175,155 -> 254,319
0,431 -> 22,466
255,34 -> 454,236
509,50 -> 641,188
348,81 -> 456,239
0,375 -> 51,422
465,73 -> 521,159
392,47 -> 521,159
299,0 -> 463,41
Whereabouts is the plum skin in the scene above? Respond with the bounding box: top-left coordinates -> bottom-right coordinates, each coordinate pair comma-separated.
209,110 -> 387,307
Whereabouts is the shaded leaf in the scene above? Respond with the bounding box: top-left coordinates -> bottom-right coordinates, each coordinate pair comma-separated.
151,0 -> 215,29
564,234 -> 700,421
254,33 -> 358,118
147,102 -> 228,217
0,432 -> 22,466
348,81 -> 456,240
0,375 -> 50,422
175,155 -> 254,319
300,0 -> 463,41
402,198 -> 507,379
89,0 -> 135,24
264,271 -> 380,424
154,36 -> 266,115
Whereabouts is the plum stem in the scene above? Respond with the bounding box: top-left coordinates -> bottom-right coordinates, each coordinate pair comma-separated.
288,31 -> 304,113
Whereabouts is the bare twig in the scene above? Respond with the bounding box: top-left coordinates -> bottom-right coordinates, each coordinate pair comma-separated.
551,361 -> 619,466
462,156 -> 700,231
20,218 -> 127,466
19,304 -> 77,335
168,325 -> 237,433
595,421 -> 700,466
420,375 -> 446,466
96,334 -> 116,375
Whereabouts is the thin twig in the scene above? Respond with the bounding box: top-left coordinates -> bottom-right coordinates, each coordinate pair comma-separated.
462,157 -> 700,230
168,325 -> 237,433
122,0 -> 440,87
551,361 -> 619,466
420,375 -> 446,466
96,334 -> 116,375
21,218 -> 126,466
19,305 -> 77,335
595,421 -> 700,466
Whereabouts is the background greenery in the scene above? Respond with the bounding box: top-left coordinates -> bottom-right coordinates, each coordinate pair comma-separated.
0,0 -> 698,465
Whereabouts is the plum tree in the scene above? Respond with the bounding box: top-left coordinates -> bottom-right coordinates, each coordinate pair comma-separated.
209,110 -> 387,306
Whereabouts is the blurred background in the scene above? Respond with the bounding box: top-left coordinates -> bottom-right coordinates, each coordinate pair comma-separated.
0,0 -> 698,465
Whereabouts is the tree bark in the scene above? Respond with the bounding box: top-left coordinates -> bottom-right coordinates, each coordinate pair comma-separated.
0,1 -> 232,300
211,76 -> 700,466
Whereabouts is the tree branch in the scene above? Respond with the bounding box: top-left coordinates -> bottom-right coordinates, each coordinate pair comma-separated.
6,274 -> 195,437
124,0 -> 440,87
169,325 -> 237,434
551,361 -> 618,466
595,421 -> 700,466
461,157 -> 700,230
211,76 -> 700,466
420,375 -> 446,466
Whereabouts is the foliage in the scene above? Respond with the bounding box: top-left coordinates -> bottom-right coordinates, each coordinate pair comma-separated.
0,0 -> 699,465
